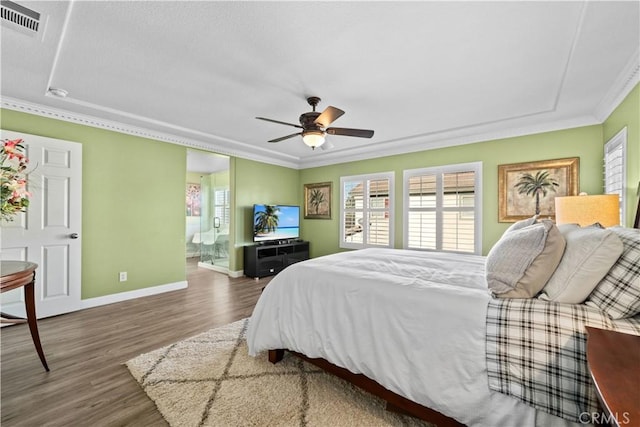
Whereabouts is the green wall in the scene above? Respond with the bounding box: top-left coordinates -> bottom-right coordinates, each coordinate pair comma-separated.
300,125 -> 604,256
1,81 -> 637,297
1,109 -> 187,299
231,157 -> 300,271
603,84 -> 640,227
186,171 -> 202,184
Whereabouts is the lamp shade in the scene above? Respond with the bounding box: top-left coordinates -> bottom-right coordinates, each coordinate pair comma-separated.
302,130 -> 325,149
554,194 -> 620,227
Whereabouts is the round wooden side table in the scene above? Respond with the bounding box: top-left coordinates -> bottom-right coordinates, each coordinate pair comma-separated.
1,261 -> 50,371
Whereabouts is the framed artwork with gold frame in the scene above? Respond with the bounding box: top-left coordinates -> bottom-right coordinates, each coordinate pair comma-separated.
304,182 -> 332,219
498,157 -> 579,222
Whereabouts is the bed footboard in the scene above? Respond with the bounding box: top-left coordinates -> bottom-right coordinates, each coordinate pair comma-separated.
267,349 -> 464,427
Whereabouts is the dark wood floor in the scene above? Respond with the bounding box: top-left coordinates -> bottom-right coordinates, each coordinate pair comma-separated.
1,259 -> 269,426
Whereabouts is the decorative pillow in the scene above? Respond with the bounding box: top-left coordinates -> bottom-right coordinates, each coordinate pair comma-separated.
486,220 -> 566,298
539,225 -> 623,304
557,223 -> 605,233
557,223 -> 581,234
585,227 -> 640,319
505,215 -> 538,233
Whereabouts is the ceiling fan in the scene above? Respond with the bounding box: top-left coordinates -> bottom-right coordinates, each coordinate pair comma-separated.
256,97 -> 374,150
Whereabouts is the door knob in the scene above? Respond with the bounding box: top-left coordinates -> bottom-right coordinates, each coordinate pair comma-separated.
69,233 -> 79,239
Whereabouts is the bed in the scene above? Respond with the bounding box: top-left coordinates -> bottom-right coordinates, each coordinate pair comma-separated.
247,224 -> 640,426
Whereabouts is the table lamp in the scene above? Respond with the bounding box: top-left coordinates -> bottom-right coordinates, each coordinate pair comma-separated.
554,194 -> 620,227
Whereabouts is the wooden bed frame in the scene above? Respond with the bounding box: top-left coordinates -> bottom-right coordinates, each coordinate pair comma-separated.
268,349 -> 464,427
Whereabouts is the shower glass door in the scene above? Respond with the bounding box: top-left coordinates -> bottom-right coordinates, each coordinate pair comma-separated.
198,173 -> 230,272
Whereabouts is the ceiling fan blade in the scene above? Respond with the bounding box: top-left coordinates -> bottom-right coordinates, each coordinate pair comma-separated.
256,117 -> 303,129
314,106 -> 345,128
326,127 -> 374,138
268,132 -> 302,143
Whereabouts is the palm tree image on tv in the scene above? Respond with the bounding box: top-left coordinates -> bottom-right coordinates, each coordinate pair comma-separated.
514,170 -> 559,215
254,205 -> 280,236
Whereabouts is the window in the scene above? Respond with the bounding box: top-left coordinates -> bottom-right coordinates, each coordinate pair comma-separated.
340,172 -> 394,249
403,162 -> 482,254
604,127 -> 627,226
214,188 -> 230,228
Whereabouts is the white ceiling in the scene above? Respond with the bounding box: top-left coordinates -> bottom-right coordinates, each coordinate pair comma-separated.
1,1 -> 638,169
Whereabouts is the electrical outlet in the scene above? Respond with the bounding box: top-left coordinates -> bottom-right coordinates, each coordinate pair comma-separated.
119,272 -> 127,282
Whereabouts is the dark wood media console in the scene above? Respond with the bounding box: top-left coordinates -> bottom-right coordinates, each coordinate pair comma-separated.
244,240 -> 309,279
268,349 -> 464,427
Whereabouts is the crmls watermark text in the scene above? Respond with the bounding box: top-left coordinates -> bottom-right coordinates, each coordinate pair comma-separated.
579,411 -> 631,425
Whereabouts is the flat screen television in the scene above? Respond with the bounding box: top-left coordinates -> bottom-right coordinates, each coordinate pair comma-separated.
253,204 -> 300,243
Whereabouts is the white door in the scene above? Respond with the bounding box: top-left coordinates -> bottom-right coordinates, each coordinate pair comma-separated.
1,130 -> 82,318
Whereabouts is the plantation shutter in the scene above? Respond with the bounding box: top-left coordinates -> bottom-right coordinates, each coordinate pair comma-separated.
214,189 -> 230,227
404,163 -> 481,254
407,174 -> 437,250
604,128 -> 626,226
340,173 -> 394,249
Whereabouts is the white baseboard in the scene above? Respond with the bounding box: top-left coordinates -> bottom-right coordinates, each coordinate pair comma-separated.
195,263 -> 243,278
80,281 -> 188,310
228,269 -> 244,278
197,262 -> 228,274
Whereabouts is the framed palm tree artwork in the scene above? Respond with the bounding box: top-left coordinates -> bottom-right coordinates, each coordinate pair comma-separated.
498,157 -> 579,222
304,182 -> 332,219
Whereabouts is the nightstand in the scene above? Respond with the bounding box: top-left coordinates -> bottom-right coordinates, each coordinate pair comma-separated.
585,326 -> 639,427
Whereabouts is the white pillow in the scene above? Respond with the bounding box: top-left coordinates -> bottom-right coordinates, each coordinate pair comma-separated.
487,220 -> 565,298
540,225 -> 623,304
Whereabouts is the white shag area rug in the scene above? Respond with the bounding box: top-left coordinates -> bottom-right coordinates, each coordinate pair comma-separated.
126,318 -> 431,427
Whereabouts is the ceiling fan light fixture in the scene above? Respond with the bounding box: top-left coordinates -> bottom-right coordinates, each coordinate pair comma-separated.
302,130 -> 326,150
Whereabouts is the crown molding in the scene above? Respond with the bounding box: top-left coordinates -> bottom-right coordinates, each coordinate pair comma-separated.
593,48 -> 640,122
0,95 -> 605,171
298,114 -> 601,169
0,96 -> 301,169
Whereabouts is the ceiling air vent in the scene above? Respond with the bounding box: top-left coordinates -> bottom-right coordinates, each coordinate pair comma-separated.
1,0 -> 40,35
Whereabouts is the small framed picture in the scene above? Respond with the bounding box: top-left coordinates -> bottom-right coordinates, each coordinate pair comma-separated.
186,183 -> 201,217
304,182 -> 332,219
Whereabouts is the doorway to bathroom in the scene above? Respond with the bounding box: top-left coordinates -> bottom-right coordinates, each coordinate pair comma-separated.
186,150 -> 230,274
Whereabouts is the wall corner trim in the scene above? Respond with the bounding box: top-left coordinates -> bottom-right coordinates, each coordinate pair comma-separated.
228,269 -> 245,278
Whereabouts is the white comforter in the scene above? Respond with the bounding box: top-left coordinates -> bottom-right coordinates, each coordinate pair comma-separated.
247,248 -> 579,427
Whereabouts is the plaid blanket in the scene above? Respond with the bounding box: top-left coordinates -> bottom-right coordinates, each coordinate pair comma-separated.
486,298 -> 640,422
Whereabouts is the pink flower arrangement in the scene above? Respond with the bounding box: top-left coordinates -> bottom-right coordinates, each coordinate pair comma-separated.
1,138 -> 31,221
